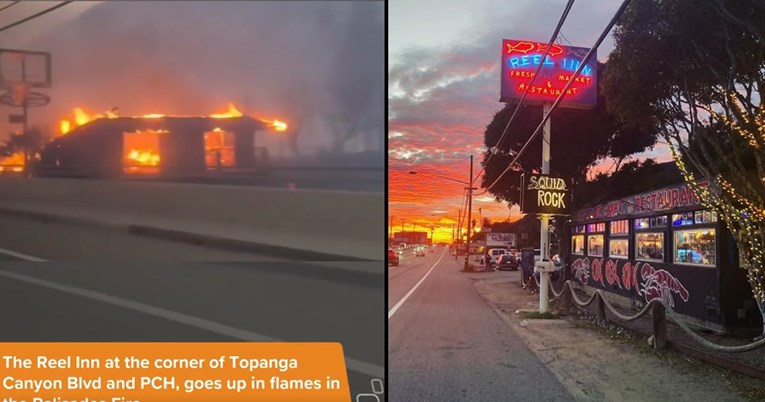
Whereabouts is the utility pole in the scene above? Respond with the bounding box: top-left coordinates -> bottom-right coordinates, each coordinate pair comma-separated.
539,103 -> 552,313
464,155 -> 474,270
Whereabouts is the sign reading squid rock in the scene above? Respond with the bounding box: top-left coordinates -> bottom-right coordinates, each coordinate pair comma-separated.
521,173 -> 572,215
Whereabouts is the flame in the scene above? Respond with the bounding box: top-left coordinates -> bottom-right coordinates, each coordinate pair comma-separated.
0,152 -> 25,172
60,107 -> 119,135
210,103 -> 243,119
127,149 -> 160,166
58,103 -> 288,136
272,119 -> 288,132
60,120 -> 71,135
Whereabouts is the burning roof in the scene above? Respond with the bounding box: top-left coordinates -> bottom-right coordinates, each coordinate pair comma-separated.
58,103 -> 287,136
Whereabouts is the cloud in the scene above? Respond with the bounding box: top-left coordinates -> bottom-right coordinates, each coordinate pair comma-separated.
388,0 -> 637,242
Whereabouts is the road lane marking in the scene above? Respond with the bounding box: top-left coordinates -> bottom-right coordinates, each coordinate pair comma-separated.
0,269 -> 384,379
0,247 -> 47,262
387,247 -> 447,319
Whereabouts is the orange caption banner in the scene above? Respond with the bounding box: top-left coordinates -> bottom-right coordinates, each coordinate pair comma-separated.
0,342 -> 350,402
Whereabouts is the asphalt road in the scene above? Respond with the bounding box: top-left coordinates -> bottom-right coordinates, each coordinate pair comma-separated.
0,213 -> 306,261
388,246 -> 574,402
0,216 -> 385,397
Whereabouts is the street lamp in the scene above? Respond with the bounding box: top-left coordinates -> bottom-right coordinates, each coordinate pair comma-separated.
408,155 -> 476,270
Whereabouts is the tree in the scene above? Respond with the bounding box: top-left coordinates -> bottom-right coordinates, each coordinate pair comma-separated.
481,62 -> 657,206
603,0 -> 765,336
573,160 -> 684,209
0,127 -> 49,159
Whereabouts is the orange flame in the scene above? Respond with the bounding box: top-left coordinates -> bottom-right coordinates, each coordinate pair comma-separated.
210,103 -> 243,119
60,108 -> 119,135
58,103 -> 288,135
127,149 -> 160,166
272,119 -> 288,132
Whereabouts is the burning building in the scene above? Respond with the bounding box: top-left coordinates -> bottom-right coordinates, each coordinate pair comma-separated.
35,105 -> 286,178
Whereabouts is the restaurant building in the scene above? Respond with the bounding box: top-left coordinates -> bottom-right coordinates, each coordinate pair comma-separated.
565,180 -> 761,335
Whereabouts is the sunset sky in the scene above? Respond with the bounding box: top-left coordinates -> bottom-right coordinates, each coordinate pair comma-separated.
388,0 -> 672,244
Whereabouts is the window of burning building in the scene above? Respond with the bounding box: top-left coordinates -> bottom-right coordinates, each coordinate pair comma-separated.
123,130 -> 164,174
204,129 -> 236,169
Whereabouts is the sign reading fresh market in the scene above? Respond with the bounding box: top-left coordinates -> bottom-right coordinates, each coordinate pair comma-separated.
521,174 -> 572,215
500,39 -> 597,109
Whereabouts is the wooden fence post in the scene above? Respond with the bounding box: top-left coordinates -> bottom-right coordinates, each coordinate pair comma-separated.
563,282 -> 573,312
596,292 -> 607,324
652,301 -> 668,350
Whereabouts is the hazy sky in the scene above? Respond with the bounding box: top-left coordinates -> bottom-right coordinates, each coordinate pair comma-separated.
389,0 -> 671,242
0,1 -> 384,158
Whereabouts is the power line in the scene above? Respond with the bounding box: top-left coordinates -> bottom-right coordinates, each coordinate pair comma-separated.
0,1 -> 72,35
0,2 -> 20,13
478,0 -> 634,197
473,0 -> 577,187
558,30 -> 574,46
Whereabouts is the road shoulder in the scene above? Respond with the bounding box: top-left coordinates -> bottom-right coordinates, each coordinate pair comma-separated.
469,270 -> 764,402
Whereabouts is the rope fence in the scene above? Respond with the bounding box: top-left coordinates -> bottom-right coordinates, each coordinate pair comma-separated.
539,277 -> 765,353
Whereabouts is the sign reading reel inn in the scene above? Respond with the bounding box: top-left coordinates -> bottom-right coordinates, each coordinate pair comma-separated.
521,173 -> 572,215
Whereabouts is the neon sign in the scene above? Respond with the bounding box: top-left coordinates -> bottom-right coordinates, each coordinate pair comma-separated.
500,39 -> 597,109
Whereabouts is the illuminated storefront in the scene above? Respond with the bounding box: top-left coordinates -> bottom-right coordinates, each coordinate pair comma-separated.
565,181 -> 761,334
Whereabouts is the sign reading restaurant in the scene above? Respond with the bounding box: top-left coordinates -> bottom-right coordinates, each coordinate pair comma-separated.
575,181 -> 708,221
500,39 -> 597,109
521,174 -> 572,215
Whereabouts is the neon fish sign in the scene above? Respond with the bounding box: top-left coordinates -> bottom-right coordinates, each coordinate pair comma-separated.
500,39 -> 597,109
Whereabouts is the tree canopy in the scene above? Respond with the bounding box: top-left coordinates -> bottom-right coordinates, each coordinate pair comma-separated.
603,0 -> 765,335
481,62 -> 658,207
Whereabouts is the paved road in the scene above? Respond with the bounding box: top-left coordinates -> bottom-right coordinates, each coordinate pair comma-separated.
0,214 -> 307,261
0,216 -> 385,397
388,246 -> 574,402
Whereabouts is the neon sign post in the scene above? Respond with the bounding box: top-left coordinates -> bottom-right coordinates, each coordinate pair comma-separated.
499,39 -> 597,313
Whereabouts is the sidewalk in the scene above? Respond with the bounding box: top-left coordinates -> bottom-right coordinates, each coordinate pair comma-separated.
457,257 -> 765,402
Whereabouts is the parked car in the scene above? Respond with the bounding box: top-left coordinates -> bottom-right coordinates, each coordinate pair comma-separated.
498,254 -> 519,271
487,248 -> 507,266
388,249 -> 400,266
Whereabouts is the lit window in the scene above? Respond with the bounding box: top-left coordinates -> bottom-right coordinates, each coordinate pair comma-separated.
672,212 -> 695,226
610,220 -> 628,235
588,235 -> 604,256
609,239 -> 628,258
573,225 -> 586,234
694,209 -> 718,224
587,223 -> 605,233
674,229 -> 716,266
571,235 -> 585,254
637,216 -> 667,229
636,232 -> 664,261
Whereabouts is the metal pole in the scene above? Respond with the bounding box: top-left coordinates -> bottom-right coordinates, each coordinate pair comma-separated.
389,216 -> 394,246
539,103 -> 552,313
21,57 -> 28,175
464,155 -> 474,270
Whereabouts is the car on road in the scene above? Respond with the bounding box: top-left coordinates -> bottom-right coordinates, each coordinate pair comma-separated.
487,248 -> 507,266
497,254 -> 519,271
388,249 -> 400,266
415,248 -> 426,257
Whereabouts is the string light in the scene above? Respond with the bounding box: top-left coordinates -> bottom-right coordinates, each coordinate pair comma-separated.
665,99 -> 765,308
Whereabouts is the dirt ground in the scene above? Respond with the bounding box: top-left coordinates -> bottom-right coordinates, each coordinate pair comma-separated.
469,270 -> 765,402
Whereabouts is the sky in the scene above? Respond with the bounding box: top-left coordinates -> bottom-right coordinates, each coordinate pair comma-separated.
0,1 -> 384,159
389,0 -> 673,244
